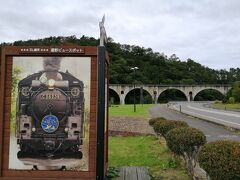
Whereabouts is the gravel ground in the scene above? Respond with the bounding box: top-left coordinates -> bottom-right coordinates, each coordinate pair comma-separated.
109,116 -> 154,135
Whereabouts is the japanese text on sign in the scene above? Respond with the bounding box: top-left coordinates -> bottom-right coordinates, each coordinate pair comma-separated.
20,47 -> 84,53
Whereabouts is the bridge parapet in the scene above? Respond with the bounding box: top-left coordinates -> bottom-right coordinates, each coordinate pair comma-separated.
110,84 -> 230,87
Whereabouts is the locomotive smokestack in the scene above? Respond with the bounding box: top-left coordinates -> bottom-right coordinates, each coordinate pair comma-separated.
41,57 -> 63,81
43,57 -> 62,72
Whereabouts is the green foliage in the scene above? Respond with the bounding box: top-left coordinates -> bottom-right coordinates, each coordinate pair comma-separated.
158,89 -> 187,103
222,97 -> 228,103
124,89 -> 152,104
11,65 -> 22,97
195,89 -> 225,101
11,65 -> 22,133
153,120 -> 189,138
229,96 -> 235,104
198,140 -> 240,180
214,100 -> 222,104
167,157 -> 178,168
226,87 -> 233,99
109,136 -> 189,179
107,167 -> 120,179
180,78 -> 196,85
231,81 -> 240,102
213,102 -> 240,110
166,127 -> 206,156
148,117 -> 166,126
2,35 -> 240,86
225,81 -> 240,103
109,104 -> 154,117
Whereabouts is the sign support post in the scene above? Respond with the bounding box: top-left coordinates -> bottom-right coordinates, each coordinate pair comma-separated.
96,15 -> 108,179
96,46 -> 106,180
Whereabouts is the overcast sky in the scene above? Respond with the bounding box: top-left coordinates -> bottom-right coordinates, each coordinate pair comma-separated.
1,0 -> 240,70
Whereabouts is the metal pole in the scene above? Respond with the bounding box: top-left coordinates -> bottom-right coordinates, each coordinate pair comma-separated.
96,46 -> 106,180
131,66 -> 138,112
133,69 -> 136,112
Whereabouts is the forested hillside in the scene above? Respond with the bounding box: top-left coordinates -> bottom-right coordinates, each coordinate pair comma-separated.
1,35 -> 239,85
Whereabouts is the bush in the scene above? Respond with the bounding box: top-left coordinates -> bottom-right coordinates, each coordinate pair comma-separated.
166,127 -> 206,156
228,96 -> 235,104
214,100 -> 221,104
153,120 -> 188,137
148,117 -> 166,126
222,97 -> 227,104
231,81 -> 240,102
198,140 -> 240,180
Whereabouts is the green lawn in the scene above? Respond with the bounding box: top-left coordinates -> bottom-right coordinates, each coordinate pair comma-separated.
109,104 -> 155,117
213,102 -> 240,109
109,136 -> 188,179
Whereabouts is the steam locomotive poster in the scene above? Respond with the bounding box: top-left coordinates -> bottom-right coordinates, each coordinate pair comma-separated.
9,56 -> 91,171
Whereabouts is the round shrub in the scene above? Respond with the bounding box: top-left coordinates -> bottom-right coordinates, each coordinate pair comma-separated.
166,127 -> 206,156
153,120 -> 188,137
229,96 -> 235,104
222,97 -> 227,104
148,117 -> 166,126
198,140 -> 240,180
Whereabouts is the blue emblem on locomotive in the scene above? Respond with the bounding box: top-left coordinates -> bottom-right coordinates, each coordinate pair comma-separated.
16,57 -> 84,159
41,115 -> 59,133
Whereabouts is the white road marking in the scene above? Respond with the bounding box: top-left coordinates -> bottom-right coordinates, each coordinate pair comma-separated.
183,109 -> 240,127
186,105 -> 240,118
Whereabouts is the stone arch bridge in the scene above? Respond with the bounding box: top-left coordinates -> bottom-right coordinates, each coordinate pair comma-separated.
109,84 -> 231,104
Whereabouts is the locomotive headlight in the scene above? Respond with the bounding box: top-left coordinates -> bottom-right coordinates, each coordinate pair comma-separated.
32,127 -> 36,132
21,87 -> 30,96
71,87 -> 80,97
64,127 -> 69,132
48,79 -> 55,89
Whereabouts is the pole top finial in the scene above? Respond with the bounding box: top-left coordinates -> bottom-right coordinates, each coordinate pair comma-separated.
99,15 -> 108,46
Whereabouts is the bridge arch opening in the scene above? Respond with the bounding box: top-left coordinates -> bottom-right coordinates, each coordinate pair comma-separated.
125,88 -> 152,104
109,88 -> 120,105
194,89 -> 225,101
158,89 -> 187,103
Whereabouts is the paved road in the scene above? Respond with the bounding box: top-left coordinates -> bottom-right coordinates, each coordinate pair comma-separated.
149,104 -> 240,142
171,101 -> 240,130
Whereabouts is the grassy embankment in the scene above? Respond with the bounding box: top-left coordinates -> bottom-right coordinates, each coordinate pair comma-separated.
109,104 -> 155,117
213,102 -> 240,110
109,104 -> 188,179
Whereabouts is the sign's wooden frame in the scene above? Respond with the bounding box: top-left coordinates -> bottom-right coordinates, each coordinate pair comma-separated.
0,46 -> 109,179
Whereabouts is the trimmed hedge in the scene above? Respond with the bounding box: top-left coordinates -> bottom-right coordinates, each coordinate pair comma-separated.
166,127 -> 206,156
153,120 -> 188,137
148,117 -> 166,126
198,140 -> 240,180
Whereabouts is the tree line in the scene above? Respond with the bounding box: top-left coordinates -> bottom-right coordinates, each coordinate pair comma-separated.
1,35 -> 240,85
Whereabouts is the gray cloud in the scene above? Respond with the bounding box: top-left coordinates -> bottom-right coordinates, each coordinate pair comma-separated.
0,0 -> 240,69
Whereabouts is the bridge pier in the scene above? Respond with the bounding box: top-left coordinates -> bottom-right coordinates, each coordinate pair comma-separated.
153,91 -> 158,104
120,94 -> 125,105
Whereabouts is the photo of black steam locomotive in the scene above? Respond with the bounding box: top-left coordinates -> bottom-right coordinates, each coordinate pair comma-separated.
16,57 -> 85,160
